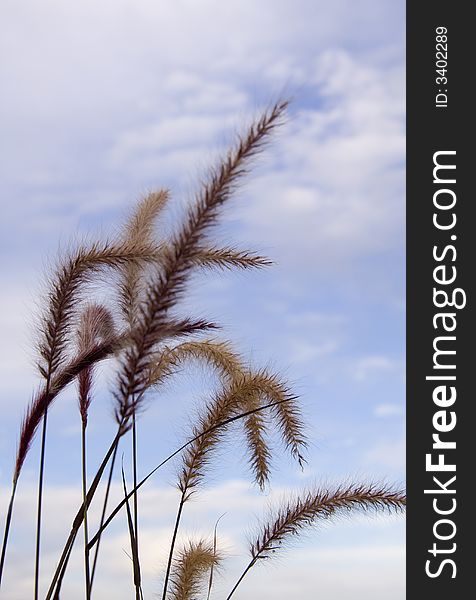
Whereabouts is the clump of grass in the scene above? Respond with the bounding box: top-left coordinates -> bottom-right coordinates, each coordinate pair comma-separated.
0,100 -> 405,599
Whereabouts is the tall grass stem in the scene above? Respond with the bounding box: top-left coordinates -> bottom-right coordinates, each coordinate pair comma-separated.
81,422 -> 91,600
0,480 -> 18,588
34,405 -> 49,600
161,492 -> 186,600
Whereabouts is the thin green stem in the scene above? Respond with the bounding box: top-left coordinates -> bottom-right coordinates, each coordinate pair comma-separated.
0,479 -> 18,589
81,422 -> 91,600
161,492 -> 186,600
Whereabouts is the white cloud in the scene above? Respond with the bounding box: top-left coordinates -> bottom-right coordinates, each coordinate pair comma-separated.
1,2 -> 404,268
352,356 -> 399,382
288,338 -> 340,364
236,51 -> 404,271
374,403 -> 405,418
236,547 -> 405,600
0,285 -> 39,401
0,478 -> 404,599
365,438 -> 406,471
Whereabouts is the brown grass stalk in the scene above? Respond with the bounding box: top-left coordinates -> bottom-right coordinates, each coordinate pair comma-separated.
118,190 -> 169,582
110,108 -> 287,595
32,239 -> 159,598
121,464 -> 143,600
0,481 -> 18,588
76,304 -> 115,599
77,304 -> 116,426
250,483 -> 406,560
37,240 -> 159,382
0,335 -> 124,590
206,514 -> 224,600
80,420 -> 91,600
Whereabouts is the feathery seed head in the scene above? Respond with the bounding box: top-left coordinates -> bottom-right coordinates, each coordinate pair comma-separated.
169,539 -> 221,600
36,239 -> 162,381
177,369 -> 301,495
249,483 -> 406,561
148,339 -> 243,387
77,303 -> 116,426
113,101 -> 288,431
119,189 -> 169,325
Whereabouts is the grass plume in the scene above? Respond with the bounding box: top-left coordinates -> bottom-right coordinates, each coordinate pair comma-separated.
86,397 -> 298,553
77,303 -> 116,426
161,368 -> 304,600
114,100 -> 288,432
192,247 -> 273,271
250,483 -> 406,561
119,190 -> 169,326
225,483 -> 406,600
168,540 -> 221,600
37,239 -> 159,381
148,339 -> 243,387
178,370 -> 301,496
150,346 -> 301,490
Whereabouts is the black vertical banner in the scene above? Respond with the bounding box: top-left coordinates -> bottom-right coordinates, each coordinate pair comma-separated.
407,3 -> 475,598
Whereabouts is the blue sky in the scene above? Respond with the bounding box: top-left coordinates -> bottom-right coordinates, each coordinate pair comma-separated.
0,1 -> 405,598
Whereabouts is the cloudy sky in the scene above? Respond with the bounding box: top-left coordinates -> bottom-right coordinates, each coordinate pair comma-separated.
0,1 -> 405,599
